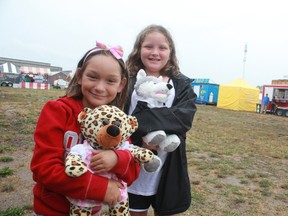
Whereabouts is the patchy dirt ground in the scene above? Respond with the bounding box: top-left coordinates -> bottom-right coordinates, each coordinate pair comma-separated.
0,88 -> 55,215
1,88 -> 288,216
0,150 -> 34,214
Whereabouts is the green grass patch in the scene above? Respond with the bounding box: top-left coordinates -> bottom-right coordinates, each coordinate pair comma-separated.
0,156 -> 14,162
0,167 -> 14,178
192,192 -> 205,203
259,180 -> 272,188
0,207 -> 25,216
0,146 -> 16,153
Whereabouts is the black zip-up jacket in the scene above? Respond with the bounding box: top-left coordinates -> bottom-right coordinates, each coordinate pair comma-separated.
124,73 -> 197,215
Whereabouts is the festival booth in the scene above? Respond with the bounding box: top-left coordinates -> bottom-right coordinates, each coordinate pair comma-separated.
191,79 -> 219,105
19,66 -> 51,89
217,78 -> 260,112
0,62 -> 20,74
0,62 -> 21,86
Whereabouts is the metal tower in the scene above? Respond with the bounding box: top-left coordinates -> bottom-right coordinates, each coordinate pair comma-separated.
243,43 -> 248,79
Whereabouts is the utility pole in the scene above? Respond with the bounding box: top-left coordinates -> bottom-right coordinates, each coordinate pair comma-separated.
243,43 -> 248,79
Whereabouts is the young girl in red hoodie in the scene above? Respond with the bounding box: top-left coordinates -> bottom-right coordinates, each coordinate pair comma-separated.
30,42 -> 140,216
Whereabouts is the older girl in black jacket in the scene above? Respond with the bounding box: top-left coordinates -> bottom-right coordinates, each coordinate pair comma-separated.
125,24 -> 197,216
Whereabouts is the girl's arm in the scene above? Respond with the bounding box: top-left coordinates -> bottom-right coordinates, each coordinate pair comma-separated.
90,149 -> 140,186
112,149 -> 140,185
31,100 -> 112,202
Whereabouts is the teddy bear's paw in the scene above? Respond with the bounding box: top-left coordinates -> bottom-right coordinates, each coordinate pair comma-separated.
70,204 -> 93,216
142,130 -> 166,146
143,155 -> 161,172
159,134 -> 180,152
65,153 -> 88,177
109,199 -> 129,215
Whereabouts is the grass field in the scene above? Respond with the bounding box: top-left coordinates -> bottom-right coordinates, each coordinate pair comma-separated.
0,87 -> 287,216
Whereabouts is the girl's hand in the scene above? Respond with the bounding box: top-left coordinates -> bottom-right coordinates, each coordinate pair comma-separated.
90,150 -> 118,173
103,179 -> 124,205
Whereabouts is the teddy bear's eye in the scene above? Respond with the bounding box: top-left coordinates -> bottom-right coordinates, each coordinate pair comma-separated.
113,121 -> 121,127
102,119 -> 109,125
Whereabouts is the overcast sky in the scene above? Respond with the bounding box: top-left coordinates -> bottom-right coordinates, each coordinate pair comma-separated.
1,0 -> 288,87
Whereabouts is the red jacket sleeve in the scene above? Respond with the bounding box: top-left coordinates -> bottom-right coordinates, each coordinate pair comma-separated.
31,100 -> 109,201
111,150 -> 140,186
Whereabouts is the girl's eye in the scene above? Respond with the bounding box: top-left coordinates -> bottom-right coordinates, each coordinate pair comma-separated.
86,75 -> 97,80
160,46 -> 168,50
86,72 -> 99,80
108,79 -> 116,83
102,119 -> 109,125
143,45 -> 153,49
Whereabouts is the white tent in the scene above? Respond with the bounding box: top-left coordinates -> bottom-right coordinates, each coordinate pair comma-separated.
0,62 -> 20,74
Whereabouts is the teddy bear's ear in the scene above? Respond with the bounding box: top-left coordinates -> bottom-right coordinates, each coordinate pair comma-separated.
78,111 -> 86,123
129,116 -> 138,131
137,69 -> 146,80
78,107 -> 91,123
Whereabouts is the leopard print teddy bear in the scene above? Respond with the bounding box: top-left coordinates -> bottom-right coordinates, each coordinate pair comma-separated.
65,105 -> 161,216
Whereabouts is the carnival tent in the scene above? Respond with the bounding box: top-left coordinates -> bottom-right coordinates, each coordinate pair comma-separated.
0,62 -> 20,74
19,66 -> 51,89
20,66 -> 50,75
217,78 -> 260,112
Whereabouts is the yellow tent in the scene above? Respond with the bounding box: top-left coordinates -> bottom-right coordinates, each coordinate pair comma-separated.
217,78 -> 260,112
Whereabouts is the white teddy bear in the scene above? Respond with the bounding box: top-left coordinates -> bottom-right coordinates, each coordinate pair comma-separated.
132,69 -> 180,152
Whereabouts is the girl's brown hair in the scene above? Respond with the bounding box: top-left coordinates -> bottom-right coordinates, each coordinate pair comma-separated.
126,24 -> 180,77
65,49 -> 129,109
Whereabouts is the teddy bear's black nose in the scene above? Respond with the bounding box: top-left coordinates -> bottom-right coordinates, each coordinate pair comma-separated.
107,125 -> 120,137
167,83 -> 173,90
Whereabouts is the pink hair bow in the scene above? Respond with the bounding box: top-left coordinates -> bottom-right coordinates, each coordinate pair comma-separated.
96,41 -> 123,59
83,41 -> 124,63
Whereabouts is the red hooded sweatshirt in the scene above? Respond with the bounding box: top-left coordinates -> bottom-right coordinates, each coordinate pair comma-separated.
30,96 -> 139,215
